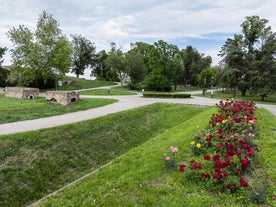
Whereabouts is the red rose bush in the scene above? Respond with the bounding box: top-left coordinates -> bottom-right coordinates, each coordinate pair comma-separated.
163,100 -> 260,196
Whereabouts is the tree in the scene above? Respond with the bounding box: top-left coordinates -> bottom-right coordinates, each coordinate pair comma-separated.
7,11 -> 72,88
105,42 -> 126,86
125,52 -> 146,86
181,46 -> 212,86
219,15 -> 275,100
218,34 -> 247,98
0,47 -> 8,86
144,40 -> 180,91
71,34 -> 96,78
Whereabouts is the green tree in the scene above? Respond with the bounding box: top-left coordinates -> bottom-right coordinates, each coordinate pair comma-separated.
125,52 -> 146,86
0,47 -> 8,86
197,67 -> 218,89
181,46 -> 212,86
71,34 -> 96,78
92,50 -> 109,80
144,40 -> 180,91
105,42 -> 126,86
219,15 -> 275,100
218,34 -> 247,98
7,11 -> 72,88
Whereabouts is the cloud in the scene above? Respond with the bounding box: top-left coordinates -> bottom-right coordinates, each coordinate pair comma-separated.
1,0 -> 276,66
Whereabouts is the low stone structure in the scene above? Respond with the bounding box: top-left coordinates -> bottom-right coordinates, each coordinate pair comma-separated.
45,91 -> 80,105
4,87 -> 39,99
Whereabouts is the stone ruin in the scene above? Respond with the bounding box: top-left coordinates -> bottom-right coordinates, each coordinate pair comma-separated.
4,87 -> 39,99
45,91 -> 80,105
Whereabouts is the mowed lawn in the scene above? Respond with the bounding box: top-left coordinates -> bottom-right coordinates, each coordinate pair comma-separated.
34,108 -> 276,207
0,94 -> 117,124
0,103 -> 208,207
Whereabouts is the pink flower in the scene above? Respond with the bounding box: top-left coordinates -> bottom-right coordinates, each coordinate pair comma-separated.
170,146 -> 178,153
165,156 -> 170,161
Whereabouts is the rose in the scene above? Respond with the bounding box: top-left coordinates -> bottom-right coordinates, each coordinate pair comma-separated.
226,183 -> 233,189
179,164 -> 186,172
204,154 -> 211,160
170,146 -> 179,153
240,178 -> 249,187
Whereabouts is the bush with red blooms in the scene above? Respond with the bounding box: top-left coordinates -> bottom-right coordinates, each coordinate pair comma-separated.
164,100 -> 260,195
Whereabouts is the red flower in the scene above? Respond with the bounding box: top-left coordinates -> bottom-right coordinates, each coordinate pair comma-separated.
204,154 -> 211,160
240,159 -> 250,169
191,163 -> 202,170
213,154 -> 220,161
240,178 -> 249,187
217,143 -> 224,149
179,164 -> 186,172
201,173 -> 211,179
236,169 -> 242,175
226,183 -> 233,189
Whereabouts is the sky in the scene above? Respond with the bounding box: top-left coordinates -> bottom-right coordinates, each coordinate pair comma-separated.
1,0 -> 276,78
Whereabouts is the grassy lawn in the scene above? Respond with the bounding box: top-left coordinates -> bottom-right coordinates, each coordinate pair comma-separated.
34,108 -> 276,207
44,77 -> 116,91
80,88 -> 138,96
196,90 -> 276,105
0,103 -> 207,207
0,94 -> 117,124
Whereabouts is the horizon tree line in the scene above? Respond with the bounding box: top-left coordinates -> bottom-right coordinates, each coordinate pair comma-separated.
0,11 -> 275,98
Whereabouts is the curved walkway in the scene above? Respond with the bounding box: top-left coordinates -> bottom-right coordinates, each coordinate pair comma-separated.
0,94 -> 275,136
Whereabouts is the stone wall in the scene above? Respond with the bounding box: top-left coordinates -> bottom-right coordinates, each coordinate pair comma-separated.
45,91 -> 80,105
4,87 -> 39,99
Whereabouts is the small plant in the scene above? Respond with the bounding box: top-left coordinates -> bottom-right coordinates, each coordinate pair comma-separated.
163,146 -> 179,170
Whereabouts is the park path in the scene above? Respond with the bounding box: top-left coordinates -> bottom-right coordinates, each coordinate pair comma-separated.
0,92 -> 275,136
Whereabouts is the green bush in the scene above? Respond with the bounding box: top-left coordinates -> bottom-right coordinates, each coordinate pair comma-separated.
143,92 -> 191,98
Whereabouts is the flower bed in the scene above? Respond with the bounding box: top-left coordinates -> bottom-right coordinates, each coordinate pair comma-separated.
163,100 -> 268,204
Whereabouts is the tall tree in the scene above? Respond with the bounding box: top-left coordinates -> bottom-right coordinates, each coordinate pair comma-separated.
7,11 -> 71,88
71,34 -> 96,78
0,47 -> 8,86
181,46 -> 212,86
218,34 -> 247,98
105,42 -> 126,86
219,15 -> 275,99
144,40 -> 180,91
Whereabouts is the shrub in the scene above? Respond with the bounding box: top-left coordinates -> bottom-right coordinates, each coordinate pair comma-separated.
143,92 -> 191,98
163,99 -> 268,204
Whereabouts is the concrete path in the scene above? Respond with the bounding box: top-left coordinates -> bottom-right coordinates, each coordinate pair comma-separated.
0,93 -> 275,136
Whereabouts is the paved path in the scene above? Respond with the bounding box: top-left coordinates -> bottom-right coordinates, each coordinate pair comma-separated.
0,93 -> 275,136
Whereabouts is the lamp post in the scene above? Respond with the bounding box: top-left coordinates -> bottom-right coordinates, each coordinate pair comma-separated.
203,78 -> 206,95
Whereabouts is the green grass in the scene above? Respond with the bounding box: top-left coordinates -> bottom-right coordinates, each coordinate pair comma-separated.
196,91 -> 276,105
0,94 -> 117,124
45,77 -> 116,91
80,88 -> 137,96
34,108 -> 276,207
0,103 -> 207,207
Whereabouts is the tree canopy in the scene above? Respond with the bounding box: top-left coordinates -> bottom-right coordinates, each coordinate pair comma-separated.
219,15 -> 276,100
7,11 -> 71,88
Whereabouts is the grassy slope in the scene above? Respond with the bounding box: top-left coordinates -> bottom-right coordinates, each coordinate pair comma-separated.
0,103 -> 207,207
196,91 -> 276,105
0,94 -> 117,124
36,108 -> 276,207
57,77 -> 116,91
80,88 -> 137,96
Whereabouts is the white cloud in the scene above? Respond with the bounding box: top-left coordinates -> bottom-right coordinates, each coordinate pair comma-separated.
1,0 -> 276,66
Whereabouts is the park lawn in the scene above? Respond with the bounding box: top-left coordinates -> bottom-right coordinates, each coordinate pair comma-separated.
196,91 -> 276,105
80,88 -> 138,96
0,94 -> 117,124
34,108 -> 276,207
47,77 -> 116,91
0,103 -> 207,207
